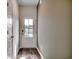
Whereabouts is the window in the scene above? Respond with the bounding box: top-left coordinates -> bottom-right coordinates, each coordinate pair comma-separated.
24,18 -> 33,37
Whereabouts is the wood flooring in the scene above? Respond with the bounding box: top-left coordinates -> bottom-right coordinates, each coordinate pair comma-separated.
17,48 -> 41,59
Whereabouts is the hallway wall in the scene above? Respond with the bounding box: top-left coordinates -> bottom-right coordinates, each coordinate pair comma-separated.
12,0 -> 19,59
38,0 -> 72,59
19,6 -> 37,48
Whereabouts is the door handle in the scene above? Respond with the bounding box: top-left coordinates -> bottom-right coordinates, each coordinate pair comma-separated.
11,36 -> 14,38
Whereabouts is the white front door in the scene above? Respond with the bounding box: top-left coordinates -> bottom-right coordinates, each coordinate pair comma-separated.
21,18 -> 37,48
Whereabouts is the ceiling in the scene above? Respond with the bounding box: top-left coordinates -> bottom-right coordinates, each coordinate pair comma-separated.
17,0 -> 39,6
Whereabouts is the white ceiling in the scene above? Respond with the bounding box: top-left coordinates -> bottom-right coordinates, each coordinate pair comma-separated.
17,0 -> 39,6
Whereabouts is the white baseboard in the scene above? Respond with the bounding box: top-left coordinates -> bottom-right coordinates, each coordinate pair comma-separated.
37,48 -> 44,59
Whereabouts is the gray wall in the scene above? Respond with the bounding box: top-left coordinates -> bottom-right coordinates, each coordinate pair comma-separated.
38,0 -> 72,59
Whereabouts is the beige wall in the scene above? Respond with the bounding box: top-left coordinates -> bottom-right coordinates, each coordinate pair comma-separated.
19,6 -> 37,48
38,0 -> 72,59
